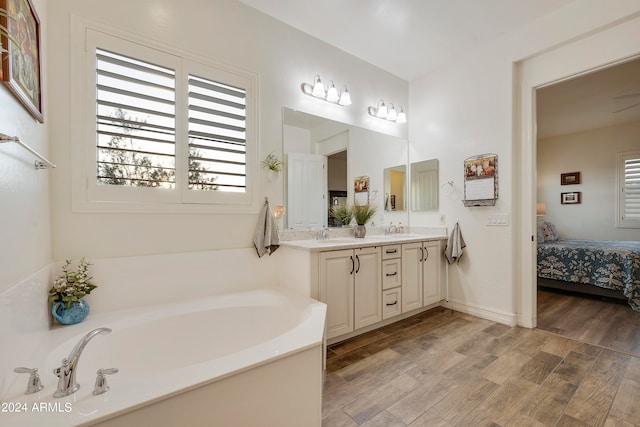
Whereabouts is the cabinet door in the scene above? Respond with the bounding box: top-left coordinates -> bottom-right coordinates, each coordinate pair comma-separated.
319,249 -> 354,339
401,242 -> 423,312
354,246 -> 382,330
422,241 -> 442,306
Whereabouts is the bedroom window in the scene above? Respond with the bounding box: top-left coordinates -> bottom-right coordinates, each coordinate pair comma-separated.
618,150 -> 640,228
72,27 -> 258,212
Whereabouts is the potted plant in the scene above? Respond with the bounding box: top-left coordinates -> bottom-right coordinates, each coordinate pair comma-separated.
261,153 -> 284,173
331,203 -> 353,226
48,258 -> 98,325
352,203 -> 377,238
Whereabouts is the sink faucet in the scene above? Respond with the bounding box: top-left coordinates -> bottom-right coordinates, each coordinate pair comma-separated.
53,327 -> 111,398
385,224 -> 397,236
319,227 -> 330,240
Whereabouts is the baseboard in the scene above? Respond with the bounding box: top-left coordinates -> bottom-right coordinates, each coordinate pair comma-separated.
441,299 -> 517,326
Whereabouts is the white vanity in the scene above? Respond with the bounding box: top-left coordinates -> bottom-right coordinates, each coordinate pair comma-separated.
279,232 -> 447,344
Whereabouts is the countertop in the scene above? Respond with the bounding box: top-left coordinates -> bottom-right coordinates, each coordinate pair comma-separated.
279,233 -> 447,251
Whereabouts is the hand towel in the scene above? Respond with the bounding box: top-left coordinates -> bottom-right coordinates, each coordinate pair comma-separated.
254,200 -> 280,257
444,222 -> 466,264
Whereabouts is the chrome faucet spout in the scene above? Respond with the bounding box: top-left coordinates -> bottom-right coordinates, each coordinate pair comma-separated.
53,327 -> 111,398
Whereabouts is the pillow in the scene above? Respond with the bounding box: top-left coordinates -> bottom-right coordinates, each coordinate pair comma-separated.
542,221 -> 559,241
536,222 -> 546,242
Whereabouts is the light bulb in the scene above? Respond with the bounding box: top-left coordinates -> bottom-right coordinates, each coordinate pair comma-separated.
386,104 -> 397,121
376,100 -> 387,118
338,87 -> 352,106
396,107 -> 407,124
326,81 -> 339,102
312,75 -> 325,98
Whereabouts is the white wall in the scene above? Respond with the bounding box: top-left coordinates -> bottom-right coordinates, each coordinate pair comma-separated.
48,0 -> 408,261
409,1 -> 640,324
538,120 -> 640,241
0,0 -> 50,295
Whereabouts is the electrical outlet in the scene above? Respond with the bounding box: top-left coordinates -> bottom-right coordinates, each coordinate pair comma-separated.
439,214 -> 446,225
487,214 -> 509,226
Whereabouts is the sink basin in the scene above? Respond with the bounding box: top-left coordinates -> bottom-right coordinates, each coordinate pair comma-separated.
317,238 -> 355,244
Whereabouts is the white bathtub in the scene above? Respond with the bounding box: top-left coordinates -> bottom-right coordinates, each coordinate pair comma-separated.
1,288 -> 326,427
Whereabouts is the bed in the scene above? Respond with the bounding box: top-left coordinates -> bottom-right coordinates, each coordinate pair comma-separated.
536,221 -> 640,311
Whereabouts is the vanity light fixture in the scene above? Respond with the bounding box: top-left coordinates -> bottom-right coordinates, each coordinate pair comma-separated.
368,99 -> 407,124
301,75 -> 352,106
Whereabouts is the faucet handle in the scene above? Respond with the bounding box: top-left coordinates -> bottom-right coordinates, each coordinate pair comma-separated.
14,367 -> 44,394
93,368 -> 119,395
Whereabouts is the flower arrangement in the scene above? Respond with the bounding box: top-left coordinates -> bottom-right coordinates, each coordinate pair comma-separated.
352,203 -> 377,225
48,258 -> 97,309
261,153 -> 284,173
331,204 -> 353,226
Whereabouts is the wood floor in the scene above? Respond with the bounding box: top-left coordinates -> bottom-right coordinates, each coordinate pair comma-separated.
322,289 -> 640,426
537,287 -> 640,357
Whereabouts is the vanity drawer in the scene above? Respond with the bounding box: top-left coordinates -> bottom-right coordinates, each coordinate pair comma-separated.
382,258 -> 402,290
382,245 -> 401,260
382,288 -> 402,320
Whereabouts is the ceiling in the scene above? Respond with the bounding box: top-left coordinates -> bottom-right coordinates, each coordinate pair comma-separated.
537,58 -> 640,139
238,0 -> 573,81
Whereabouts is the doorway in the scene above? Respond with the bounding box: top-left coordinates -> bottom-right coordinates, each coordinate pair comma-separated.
516,18 -> 640,329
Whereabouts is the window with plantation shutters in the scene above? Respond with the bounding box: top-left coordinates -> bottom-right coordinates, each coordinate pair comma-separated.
618,150 -> 640,228
77,27 -> 257,212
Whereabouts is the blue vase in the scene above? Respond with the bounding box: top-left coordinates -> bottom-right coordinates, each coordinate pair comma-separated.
52,299 -> 90,325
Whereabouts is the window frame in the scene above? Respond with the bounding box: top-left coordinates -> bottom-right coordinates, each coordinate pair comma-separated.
71,21 -> 259,214
617,149 -> 640,229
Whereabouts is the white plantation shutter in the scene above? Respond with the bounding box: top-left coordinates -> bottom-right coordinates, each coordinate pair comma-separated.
618,151 -> 640,228
187,75 -> 246,192
96,49 -> 177,188
623,155 -> 640,220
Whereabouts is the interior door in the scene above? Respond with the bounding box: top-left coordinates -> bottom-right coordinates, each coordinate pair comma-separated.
286,152 -> 327,229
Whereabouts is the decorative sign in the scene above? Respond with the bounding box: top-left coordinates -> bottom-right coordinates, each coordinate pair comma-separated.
463,153 -> 498,207
354,176 -> 369,205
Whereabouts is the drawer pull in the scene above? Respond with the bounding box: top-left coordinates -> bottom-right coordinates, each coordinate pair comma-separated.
385,272 -> 398,277
386,301 -> 398,306
386,249 -> 397,254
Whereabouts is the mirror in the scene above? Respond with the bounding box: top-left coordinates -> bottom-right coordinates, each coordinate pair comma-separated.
384,165 -> 406,211
282,108 -> 408,229
411,159 -> 439,211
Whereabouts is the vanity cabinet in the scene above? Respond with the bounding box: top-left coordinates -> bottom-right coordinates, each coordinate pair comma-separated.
319,246 -> 381,339
280,233 -> 445,343
402,240 -> 442,310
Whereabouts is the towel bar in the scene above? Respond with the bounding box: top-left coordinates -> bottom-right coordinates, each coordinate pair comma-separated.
0,133 -> 56,170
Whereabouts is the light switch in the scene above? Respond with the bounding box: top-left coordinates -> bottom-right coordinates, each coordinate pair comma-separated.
487,214 -> 509,226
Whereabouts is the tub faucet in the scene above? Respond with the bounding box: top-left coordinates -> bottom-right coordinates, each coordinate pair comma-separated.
53,327 -> 112,398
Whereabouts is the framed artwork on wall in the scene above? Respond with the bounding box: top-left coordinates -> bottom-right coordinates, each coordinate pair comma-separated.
561,192 -> 581,204
0,0 -> 43,122
561,172 -> 580,185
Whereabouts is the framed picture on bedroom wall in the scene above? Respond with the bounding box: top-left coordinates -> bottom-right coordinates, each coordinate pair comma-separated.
561,192 -> 581,204
560,172 -> 581,185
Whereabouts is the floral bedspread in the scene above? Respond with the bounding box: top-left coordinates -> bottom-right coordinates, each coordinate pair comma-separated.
537,239 -> 640,311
